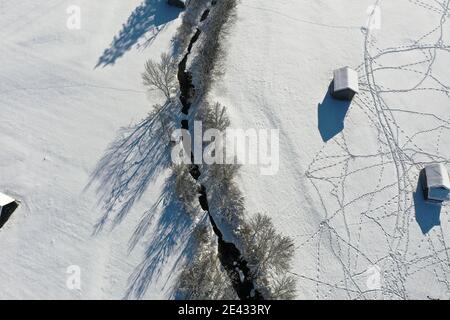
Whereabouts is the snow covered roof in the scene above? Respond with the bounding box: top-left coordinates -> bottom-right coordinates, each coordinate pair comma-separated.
0,192 -> 15,207
425,164 -> 450,190
333,67 -> 359,93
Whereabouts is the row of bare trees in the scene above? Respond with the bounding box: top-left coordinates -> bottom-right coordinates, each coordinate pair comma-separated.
178,224 -> 238,300
141,0 -> 298,300
142,53 -> 177,101
242,214 -> 297,299
173,0 -> 211,54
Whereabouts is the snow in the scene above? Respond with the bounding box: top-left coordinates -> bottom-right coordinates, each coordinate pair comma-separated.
0,193 -> 15,207
213,0 -> 450,299
0,0 -> 449,300
0,0 -> 187,299
425,164 -> 450,190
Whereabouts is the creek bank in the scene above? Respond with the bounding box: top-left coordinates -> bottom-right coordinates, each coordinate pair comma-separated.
176,4 -> 263,300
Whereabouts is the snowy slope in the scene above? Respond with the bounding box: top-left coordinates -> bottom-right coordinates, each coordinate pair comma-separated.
0,0 -> 187,299
1,0 -> 449,301
213,0 -> 450,299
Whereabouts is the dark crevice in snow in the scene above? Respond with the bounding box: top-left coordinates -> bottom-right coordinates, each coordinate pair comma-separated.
200,9 -> 210,22
176,5 -> 263,301
178,28 -> 201,115
167,0 -> 186,10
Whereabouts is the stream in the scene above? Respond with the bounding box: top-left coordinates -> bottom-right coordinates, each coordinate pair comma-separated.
176,4 -> 263,300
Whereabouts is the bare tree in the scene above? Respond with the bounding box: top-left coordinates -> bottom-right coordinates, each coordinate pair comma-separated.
241,213 -> 297,299
198,102 -> 231,132
206,162 -> 245,225
173,164 -> 199,216
173,0 -> 211,53
169,0 -> 298,301
192,0 -> 238,95
208,163 -> 239,185
270,274 -> 297,300
142,53 -> 177,100
244,213 -> 295,276
177,225 -> 238,300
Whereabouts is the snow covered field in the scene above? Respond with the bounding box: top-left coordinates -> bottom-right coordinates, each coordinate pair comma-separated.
0,0 -> 188,299
213,0 -> 450,299
0,0 -> 449,300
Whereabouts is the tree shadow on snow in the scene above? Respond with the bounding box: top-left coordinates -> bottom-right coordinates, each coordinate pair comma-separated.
413,175 -> 442,234
88,99 -> 199,299
95,0 -> 182,68
0,201 -> 19,229
124,173 -> 201,299
318,82 -> 351,142
87,101 -> 178,234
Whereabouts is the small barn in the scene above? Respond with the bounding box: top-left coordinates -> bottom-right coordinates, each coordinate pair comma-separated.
331,67 -> 359,101
0,193 -> 18,228
421,164 -> 450,204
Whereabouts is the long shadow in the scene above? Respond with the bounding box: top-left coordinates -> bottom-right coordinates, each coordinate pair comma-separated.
318,82 -> 351,142
96,0 -> 182,68
413,173 -> 442,234
124,172 -> 199,300
87,99 -> 197,298
87,101 -> 178,234
0,202 -> 19,229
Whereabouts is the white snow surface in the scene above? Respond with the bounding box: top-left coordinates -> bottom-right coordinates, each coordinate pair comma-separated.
0,0 -> 449,300
0,0 -> 188,299
0,192 -> 15,207
213,0 -> 450,299
425,164 -> 450,189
